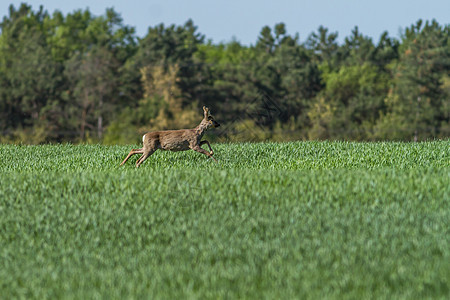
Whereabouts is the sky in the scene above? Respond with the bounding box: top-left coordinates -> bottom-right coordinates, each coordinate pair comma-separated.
2,0 -> 449,45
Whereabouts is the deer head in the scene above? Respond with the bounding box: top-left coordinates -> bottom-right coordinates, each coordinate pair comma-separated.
203,106 -> 220,129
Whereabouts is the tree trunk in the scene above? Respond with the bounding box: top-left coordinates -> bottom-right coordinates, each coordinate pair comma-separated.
81,108 -> 86,140
97,114 -> 103,140
97,97 -> 103,139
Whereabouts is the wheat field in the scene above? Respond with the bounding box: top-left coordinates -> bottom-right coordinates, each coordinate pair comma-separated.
1,141 -> 449,298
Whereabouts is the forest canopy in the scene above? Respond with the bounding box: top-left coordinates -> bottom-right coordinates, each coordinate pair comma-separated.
1,3 -> 449,143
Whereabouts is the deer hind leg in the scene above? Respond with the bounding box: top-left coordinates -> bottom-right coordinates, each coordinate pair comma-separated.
120,149 -> 144,166
200,140 -> 214,156
192,145 -> 218,163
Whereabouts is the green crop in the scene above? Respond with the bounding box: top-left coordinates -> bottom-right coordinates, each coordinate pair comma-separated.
0,141 -> 449,299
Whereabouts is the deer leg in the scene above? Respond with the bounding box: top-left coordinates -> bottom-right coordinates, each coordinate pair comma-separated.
136,150 -> 155,168
192,146 -> 217,163
120,149 -> 144,166
200,140 -> 214,156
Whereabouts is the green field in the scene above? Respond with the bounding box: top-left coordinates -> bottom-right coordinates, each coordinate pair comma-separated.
1,141 -> 449,299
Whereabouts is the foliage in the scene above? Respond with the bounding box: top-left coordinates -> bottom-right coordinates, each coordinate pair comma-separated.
0,4 -> 134,143
374,20 -> 450,141
0,141 -> 449,298
0,4 -> 449,143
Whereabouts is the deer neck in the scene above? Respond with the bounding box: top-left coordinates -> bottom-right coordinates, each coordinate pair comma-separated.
195,119 -> 209,137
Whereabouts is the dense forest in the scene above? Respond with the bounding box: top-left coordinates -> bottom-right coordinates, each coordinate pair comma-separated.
0,3 -> 449,144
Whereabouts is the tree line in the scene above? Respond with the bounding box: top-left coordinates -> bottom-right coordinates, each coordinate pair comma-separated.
0,3 -> 449,144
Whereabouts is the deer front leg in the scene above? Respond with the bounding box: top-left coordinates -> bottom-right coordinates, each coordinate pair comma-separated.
136,149 -> 156,168
192,145 -> 217,163
200,140 -> 214,156
120,149 -> 144,166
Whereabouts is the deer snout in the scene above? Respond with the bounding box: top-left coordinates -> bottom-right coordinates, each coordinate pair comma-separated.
214,121 -> 220,128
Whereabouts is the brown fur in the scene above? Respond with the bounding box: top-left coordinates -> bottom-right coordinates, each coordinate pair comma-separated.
120,106 -> 220,167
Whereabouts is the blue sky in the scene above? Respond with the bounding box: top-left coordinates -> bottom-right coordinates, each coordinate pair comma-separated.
2,0 -> 449,44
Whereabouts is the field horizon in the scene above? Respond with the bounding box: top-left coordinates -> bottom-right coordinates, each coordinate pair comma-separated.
1,141 -> 449,298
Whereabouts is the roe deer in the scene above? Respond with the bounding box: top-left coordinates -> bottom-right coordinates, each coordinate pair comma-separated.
120,106 -> 220,167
